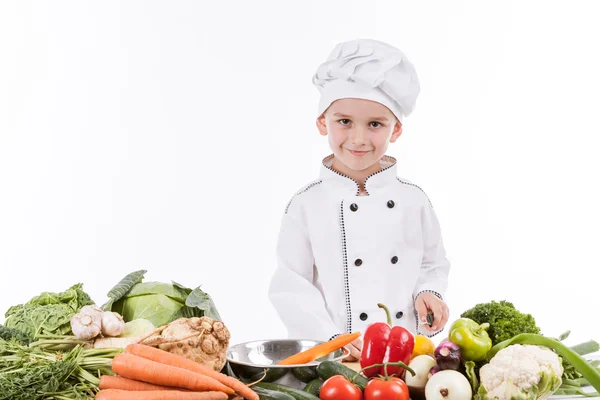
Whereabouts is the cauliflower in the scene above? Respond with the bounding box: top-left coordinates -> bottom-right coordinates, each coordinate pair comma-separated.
477,344 -> 563,400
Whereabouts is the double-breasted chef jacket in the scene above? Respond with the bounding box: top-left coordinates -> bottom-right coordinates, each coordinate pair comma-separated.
268,154 -> 451,342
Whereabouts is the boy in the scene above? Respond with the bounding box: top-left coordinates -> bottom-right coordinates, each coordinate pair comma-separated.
268,39 -> 451,361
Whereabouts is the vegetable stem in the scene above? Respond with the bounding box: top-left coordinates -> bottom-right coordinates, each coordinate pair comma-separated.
359,361 -> 415,377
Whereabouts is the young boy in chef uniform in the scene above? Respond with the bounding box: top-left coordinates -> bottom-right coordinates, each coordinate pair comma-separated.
268,39 -> 451,361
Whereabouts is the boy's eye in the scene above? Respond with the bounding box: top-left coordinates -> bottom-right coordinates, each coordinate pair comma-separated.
338,119 -> 351,125
370,121 -> 383,128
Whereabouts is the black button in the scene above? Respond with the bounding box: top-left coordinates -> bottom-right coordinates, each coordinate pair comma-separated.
354,259 -> 363,266
396,311 -> 404,319
391,256 -> 398,264
350,203 -> 358,212
387,200 -> 395,208
360,313 -> 368,321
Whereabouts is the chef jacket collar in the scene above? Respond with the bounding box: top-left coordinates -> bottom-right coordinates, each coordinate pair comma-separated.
320,154 -> 398,195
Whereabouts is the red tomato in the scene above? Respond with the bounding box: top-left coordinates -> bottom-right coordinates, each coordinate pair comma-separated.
364,377 -> 409,400
320,375 -> 363,400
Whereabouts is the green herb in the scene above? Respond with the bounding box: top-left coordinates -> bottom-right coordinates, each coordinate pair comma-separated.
0,325 -> 32,345
460,300 -> 541,345
0,338 -> 120,399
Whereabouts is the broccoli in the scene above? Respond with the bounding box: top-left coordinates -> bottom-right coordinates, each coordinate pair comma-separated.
460,300 -> 541,345
0,324 -> 32,345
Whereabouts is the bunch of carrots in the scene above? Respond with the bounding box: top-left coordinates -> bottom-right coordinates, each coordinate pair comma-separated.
95,343 -> 258,400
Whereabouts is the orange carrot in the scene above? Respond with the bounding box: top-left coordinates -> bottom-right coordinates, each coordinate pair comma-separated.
125,344 -> 259,400
111,353 -> 234,395
278,331 -> 362,365
95,389 -> 228,400
99,375 -> 188,391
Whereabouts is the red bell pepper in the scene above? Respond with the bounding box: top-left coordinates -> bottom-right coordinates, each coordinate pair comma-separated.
360,303 -> 415,378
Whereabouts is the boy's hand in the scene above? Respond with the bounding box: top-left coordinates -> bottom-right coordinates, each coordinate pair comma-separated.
343,337 -> 363,362
415,292 -> 449,332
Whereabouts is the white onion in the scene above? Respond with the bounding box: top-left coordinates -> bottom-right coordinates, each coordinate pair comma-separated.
405,355 -> 437,389
425,369 -> 472,400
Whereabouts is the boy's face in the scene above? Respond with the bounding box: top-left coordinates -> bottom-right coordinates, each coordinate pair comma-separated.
316,98 -> 402,173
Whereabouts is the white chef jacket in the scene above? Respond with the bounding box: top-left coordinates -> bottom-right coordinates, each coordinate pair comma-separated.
268,155 -> 450,341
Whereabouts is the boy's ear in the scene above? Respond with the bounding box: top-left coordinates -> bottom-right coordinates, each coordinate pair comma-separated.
316,114 -> 328,136
389,120 -> 403,143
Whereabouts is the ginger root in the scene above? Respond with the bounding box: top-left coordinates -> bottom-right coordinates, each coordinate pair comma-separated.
141,316 -> 231,371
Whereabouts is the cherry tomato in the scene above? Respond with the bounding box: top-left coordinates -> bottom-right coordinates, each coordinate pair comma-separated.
320,375 -> 363,400
364,376 -> 409,400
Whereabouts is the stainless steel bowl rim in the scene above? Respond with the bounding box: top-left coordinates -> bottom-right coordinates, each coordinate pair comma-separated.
226,339 -> 350,368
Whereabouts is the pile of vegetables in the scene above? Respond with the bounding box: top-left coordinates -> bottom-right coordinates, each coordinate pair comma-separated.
0,270 -> 233,399
408,301 -> 600,400
2,276 -> 599,400
0,283 -> 121,400
257,299 -> 600,400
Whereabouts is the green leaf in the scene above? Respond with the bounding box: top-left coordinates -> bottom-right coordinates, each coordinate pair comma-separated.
465,361 -> 480,393
172,281 -> 193,295
3,284 -> 93,338
101,270 -> 147,311
171,305 -> 203,321
571,340 -> 600,356
186,287 -> 222,320
559,331 -> 571,341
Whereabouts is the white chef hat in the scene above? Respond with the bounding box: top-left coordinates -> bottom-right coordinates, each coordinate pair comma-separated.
312,39 -> 420,122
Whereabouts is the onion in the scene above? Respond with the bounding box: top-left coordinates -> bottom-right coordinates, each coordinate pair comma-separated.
425,370 -> 472,400
434,339 -> 462,370
428,364 -> 442,380
405,355 -> 437,389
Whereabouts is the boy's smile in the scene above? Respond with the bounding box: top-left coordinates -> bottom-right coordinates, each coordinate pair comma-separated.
347,149 -> 371,157
316,98 -> 403,189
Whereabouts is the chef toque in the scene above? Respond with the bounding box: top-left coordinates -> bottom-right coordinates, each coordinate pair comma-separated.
312,39 -> 420,122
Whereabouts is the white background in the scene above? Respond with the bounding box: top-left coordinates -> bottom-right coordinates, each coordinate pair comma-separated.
1,1 -> 599,348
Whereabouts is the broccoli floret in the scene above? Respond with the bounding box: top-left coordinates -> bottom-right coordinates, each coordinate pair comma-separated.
0,324 -> 32,345
460,300 -> 541,345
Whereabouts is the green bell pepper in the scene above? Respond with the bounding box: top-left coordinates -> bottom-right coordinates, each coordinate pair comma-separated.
449,317 -> 493,362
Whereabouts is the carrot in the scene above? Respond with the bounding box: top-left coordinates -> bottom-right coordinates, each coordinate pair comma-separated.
95,389 -> 228,400
99,375 -> 187,391
125,343 -> 259,400
278,331 -> 362,365
111,353 -> 234,395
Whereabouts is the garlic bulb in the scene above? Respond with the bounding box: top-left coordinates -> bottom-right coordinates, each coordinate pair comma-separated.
101,311 -> 125,337
79,305 -> 104,316
71,307 -> 103,340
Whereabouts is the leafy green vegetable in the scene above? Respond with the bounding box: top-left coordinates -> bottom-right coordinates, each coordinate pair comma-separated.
460,300 -> 541,345
0,339 -> 119,399
101,269 -> 146,310
0,325 -> 32,345
102,270 -> 222,327
3,283 -> 94,339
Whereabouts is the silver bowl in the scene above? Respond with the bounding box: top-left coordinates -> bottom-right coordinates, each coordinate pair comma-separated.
226,339 -> 350,389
